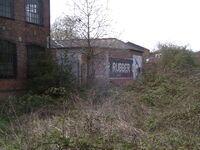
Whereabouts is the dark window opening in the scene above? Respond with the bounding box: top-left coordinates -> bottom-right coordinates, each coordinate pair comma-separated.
0,40 -> 17,78
26,0 -> 42,25
0,0 -> 14,18
27,45 -> 44,78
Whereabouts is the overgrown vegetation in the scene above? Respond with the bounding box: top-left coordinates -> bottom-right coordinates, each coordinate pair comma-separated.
0,44 -> 200,149
29,51 -> 75,94
158,44 -> 198,75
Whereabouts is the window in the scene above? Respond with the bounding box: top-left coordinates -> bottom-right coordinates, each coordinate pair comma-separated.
0,0 -> 14,18
27,45 -> 44,77
0,40 -> 17,78
26,0 -> 42,25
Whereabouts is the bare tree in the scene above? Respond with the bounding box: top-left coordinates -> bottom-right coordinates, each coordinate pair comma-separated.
52,0 -> 112,84
71,0 -> 111,83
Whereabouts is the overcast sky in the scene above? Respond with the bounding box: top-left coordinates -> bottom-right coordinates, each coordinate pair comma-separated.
51,0 -> 200,51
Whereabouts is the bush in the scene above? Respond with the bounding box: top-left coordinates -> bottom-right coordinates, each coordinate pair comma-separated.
157,44 -> 198,75
29,51 -> 74,94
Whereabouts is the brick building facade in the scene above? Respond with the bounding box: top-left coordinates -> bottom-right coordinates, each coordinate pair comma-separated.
0,0 -> 50,98
52,39 -> 149,86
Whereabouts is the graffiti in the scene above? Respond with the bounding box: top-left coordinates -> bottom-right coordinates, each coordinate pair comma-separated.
109,56 -> 142,79
112,63 -> 131,73
109,57 -> 133,78
132,55 -> 142,79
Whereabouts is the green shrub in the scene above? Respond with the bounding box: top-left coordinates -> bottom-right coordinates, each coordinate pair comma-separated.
28,51 -> 58,93
29,51 -> 75,94
158,44 -> 198,75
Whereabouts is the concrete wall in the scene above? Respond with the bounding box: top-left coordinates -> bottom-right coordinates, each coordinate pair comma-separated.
54,48 -> 143,87
0,0 -> 50,98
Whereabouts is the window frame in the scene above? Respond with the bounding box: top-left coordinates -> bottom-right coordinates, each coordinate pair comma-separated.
0,0 -> 14,19
0,40 -> 17,79
25,0 -> 43,25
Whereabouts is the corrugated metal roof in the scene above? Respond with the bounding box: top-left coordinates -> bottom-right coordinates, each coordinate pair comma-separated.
51,38 -> 148,52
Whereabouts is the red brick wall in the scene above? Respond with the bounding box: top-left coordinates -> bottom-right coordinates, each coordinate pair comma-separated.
0,0 -> 50,98
79,48 -> 143,86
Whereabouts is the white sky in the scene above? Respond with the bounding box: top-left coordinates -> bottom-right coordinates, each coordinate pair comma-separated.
51,0 -> 200,51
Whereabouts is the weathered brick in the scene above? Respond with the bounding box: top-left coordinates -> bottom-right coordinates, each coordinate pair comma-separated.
0,0 -> 50,98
